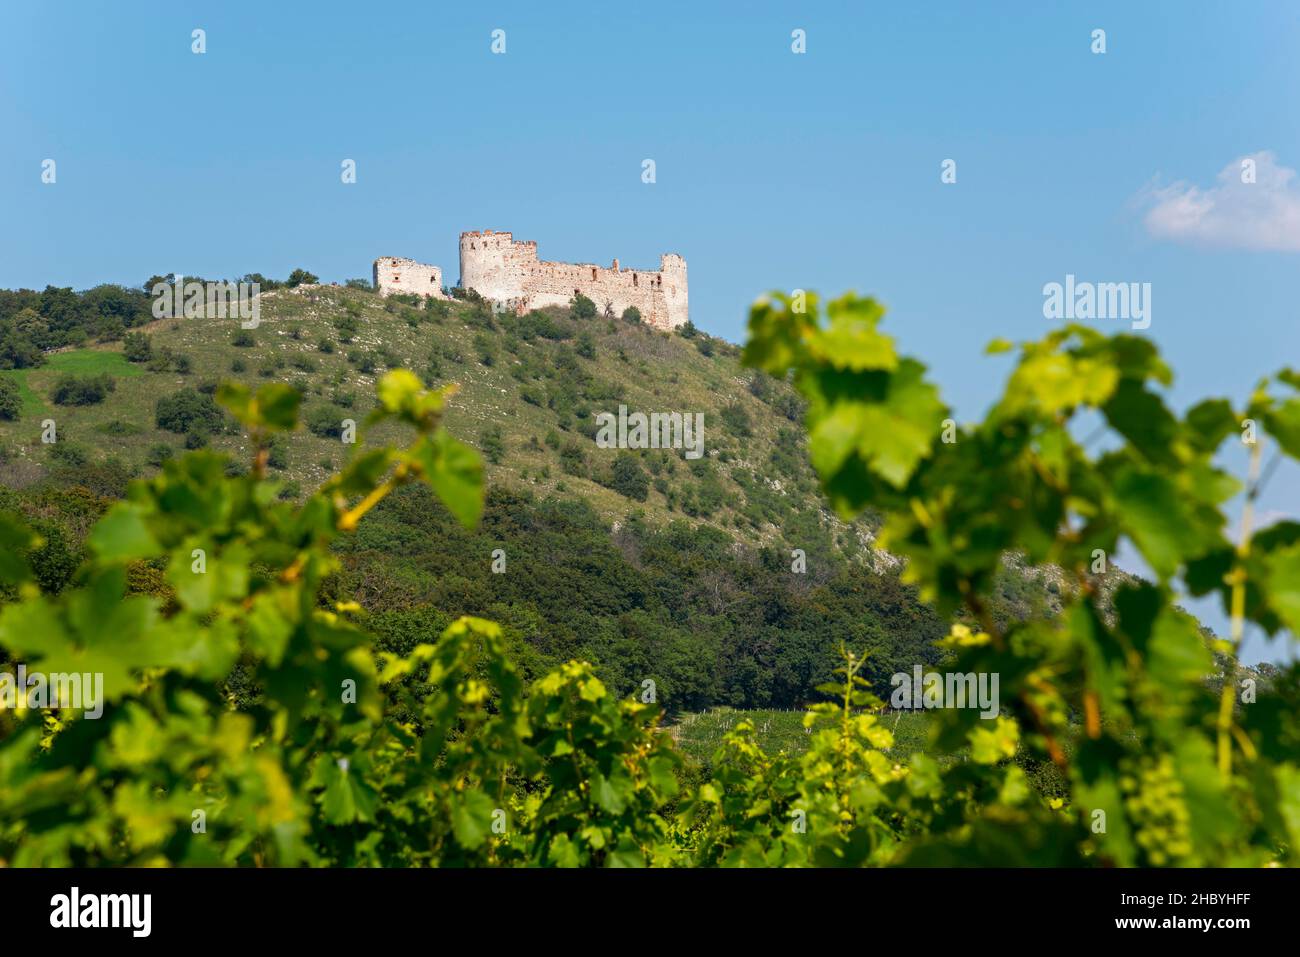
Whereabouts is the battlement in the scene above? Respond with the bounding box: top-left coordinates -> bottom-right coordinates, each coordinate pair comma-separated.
457,229 -> 687,329
374,232 -> 688,329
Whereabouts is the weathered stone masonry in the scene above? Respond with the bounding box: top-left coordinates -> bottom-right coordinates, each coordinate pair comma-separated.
372,257 -> 446,299
373,231 -> 688,330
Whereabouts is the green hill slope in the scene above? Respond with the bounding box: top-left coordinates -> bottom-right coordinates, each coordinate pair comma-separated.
1,284 -> 876,555
0,281 -> 1104,712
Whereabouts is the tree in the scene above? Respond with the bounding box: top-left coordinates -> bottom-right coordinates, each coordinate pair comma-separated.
240,272 -> 281,291
570,293 -> 597,320
0,377 -> 20,420
155,387 -> 224,435
123,331 -> 152,363
610,451 -> 650,501
286,268 -> 319,287
0,311 -> 47,368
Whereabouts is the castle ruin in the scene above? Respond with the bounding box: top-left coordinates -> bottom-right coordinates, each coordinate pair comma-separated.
372,256 -> 445,300
373,231 -> 688,330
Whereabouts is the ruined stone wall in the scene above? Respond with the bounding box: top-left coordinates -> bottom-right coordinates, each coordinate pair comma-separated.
373,256 -> 446,298
458,230 -> 687,329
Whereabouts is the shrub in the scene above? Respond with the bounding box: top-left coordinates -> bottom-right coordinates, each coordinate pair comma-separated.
609,451 -> 650,501
569,293 -> 597,320
0,378 -> 21,420
480,426 -> 505,464
305,403 -> 346,438
155,387 -> 224,435
47,442 -> 88,467
95,419 -> 142,436
559,440 -> 588,477
52,373 -> 115,406
145,442 -> 174,466
123,331 -> 152,362
720,401 -> 752,437
334,316 -> 359,343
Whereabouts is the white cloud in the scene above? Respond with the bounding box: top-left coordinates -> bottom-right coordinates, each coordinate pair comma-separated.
1141,151 -> 1300,252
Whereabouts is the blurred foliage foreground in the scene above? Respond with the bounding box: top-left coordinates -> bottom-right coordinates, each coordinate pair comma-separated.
2,292 -> 1299,867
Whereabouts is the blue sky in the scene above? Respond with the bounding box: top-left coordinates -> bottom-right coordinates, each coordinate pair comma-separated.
2,1 -> 1298,662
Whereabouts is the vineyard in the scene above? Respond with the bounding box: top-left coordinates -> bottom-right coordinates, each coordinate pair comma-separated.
0,290 -> 1297,867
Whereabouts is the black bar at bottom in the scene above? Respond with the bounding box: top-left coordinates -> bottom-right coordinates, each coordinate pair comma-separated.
0,866 -> 1289,942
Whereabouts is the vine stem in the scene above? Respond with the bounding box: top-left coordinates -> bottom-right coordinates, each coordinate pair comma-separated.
1216,433 -> 1263,778
337,461 -> 414,531
963,589 -> 1068,769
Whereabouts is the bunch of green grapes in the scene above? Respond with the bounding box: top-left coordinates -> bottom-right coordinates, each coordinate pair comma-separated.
1119,753 -> 1193,866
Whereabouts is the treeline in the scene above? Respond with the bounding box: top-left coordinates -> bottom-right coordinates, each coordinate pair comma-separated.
0,269 -> 328,368
332,482 -> 952,713
0,469 -> 951,714
0,285 -> 151,365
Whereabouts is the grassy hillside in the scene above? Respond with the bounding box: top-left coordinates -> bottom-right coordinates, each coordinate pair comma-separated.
0,284 -> 879,559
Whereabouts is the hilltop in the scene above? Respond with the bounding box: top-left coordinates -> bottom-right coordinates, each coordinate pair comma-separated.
0,283 -> 892,556
0,280 -> 1103,711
